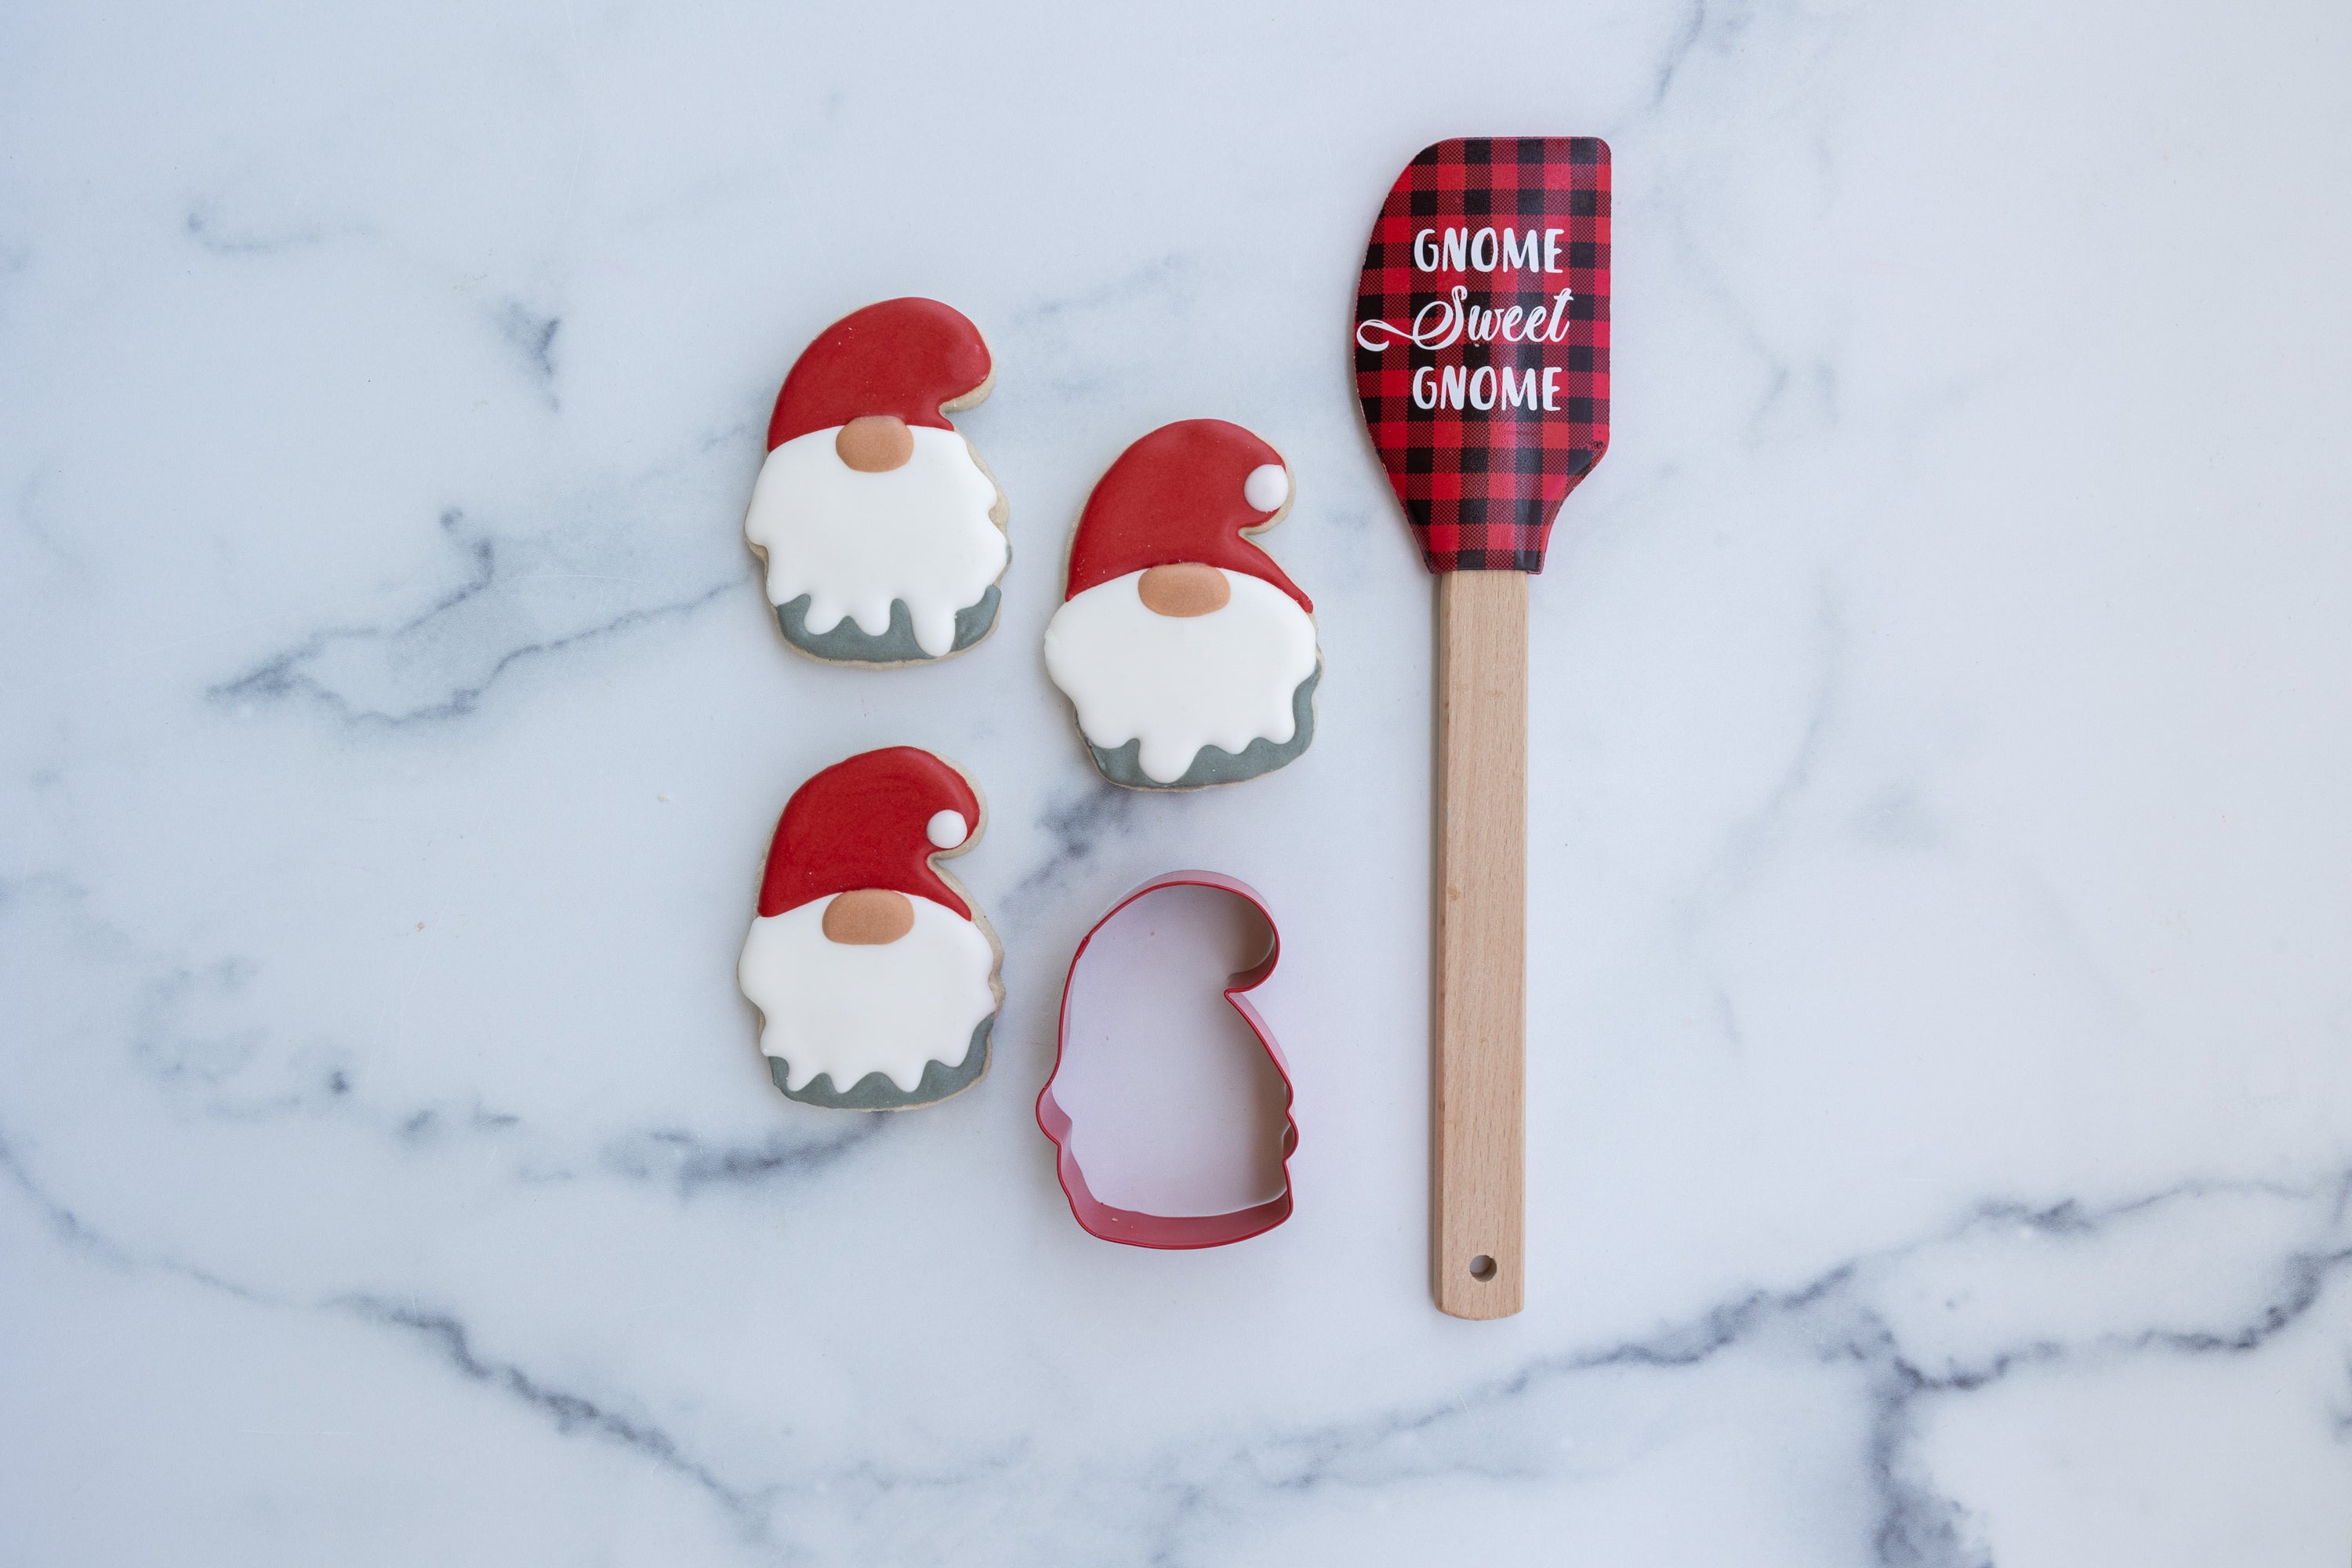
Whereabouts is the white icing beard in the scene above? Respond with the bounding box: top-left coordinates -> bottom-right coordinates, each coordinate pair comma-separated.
1043,570 -> 1319,785
742,426 -> 1007,659
738,894 -> 999,1094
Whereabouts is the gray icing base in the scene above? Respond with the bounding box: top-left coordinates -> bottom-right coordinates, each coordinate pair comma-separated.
767,1015 -> 993,1111
1087,662 -> 1322,790
775,588 -> 1000,666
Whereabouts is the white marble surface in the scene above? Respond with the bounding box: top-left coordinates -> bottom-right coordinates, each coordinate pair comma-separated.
5,2 -> 2351,1563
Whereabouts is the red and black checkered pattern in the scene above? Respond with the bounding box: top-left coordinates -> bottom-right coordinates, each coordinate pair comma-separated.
1353,138 -> 1610,574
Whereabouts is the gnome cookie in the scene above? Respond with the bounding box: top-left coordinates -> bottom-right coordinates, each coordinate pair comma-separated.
742,299 -> 1010,666
738,746 -> 1003,1109
1044,420 -> 1321,789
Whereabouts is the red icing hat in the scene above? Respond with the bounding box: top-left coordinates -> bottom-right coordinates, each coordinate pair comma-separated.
766,298 -> 993,451
1063,419 -> 1311,612
757,747 -> 982,919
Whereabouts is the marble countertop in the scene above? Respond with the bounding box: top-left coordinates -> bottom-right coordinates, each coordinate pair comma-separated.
7,2 -> 2350,1563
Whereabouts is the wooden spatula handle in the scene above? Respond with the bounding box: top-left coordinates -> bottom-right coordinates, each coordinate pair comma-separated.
1434,569 -> 1527,1319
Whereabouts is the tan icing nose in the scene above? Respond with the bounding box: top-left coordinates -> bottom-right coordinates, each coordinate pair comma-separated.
835,415 -> 914,473
822,888 -> 914,944
1138,562 -> 1230,617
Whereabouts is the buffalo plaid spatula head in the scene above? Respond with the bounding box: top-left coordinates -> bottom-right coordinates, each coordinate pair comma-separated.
1352,138 -> 1611,572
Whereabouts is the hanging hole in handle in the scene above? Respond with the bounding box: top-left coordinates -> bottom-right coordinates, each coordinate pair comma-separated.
1468,1254 -> 1497,1282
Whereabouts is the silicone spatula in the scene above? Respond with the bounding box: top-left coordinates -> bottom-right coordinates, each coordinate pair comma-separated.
1352,137 -> 1613,1319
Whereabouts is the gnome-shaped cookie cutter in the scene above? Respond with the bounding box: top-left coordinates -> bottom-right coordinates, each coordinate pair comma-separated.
1036,872 -> 1298,1248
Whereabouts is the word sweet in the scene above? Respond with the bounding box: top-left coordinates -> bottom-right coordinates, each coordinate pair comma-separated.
1355,284 -> 1578,355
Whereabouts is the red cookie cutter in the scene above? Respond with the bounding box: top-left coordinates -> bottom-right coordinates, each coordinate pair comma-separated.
1036,872 -> 1297,1248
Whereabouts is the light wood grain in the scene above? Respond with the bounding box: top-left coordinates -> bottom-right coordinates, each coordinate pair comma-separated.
1433,569 -> 1528,1319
